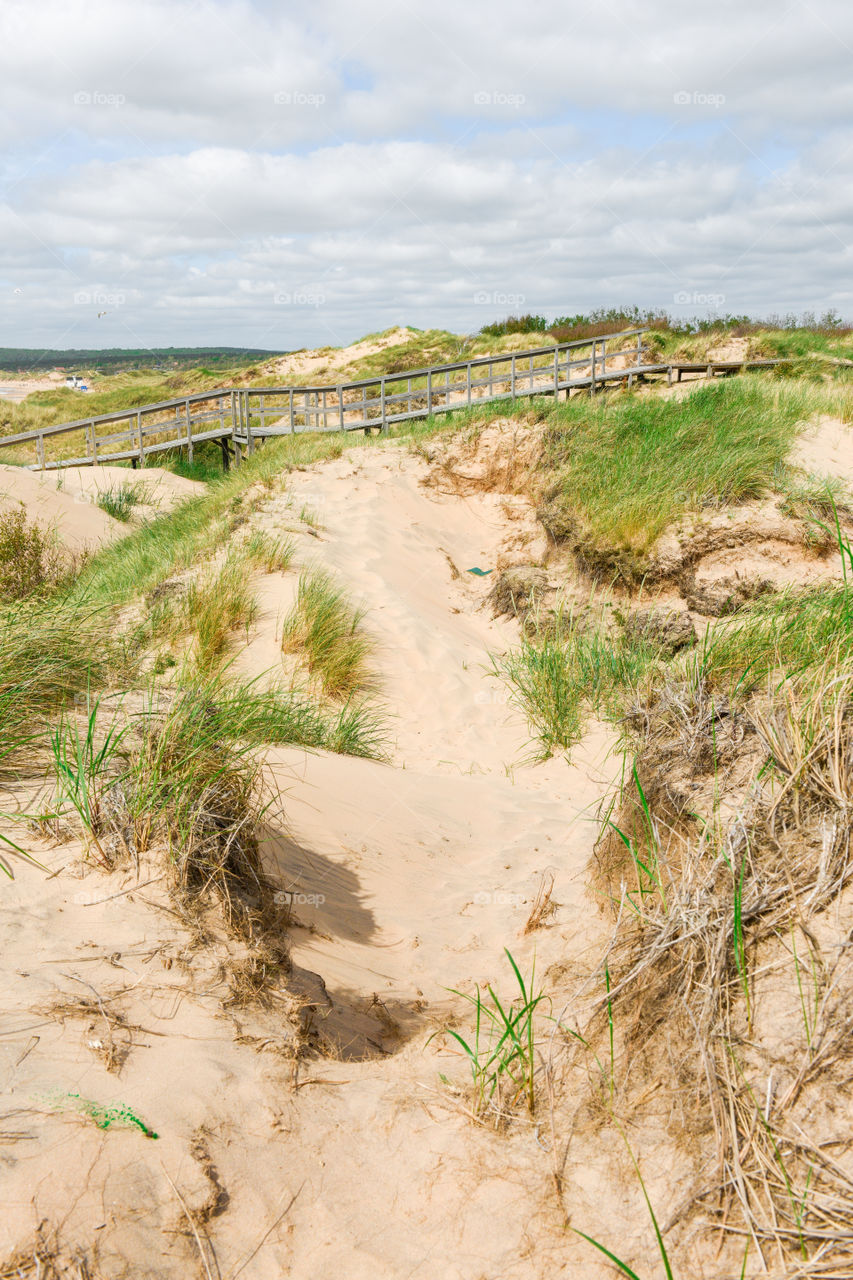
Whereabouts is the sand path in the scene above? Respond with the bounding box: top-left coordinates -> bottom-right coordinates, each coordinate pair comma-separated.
231,446 -> 623,1276
2,444 -> 628,1279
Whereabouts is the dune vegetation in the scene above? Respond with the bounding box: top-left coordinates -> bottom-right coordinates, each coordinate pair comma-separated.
3,320 -> 853,1276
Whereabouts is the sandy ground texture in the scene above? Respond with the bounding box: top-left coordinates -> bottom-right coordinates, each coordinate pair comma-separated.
1,442 -> 669,1280
5,405 -> 853,1278
0,464 -> 204,552
0,377 -> 64,403
791,412 -> 853,485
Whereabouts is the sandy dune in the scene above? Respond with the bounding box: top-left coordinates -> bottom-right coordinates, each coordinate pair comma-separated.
791,412 -> 853,485
2,442 -> 636,1279
259,326 -> 418,385
0,463 -> 204,552
6,362 -> 853,1275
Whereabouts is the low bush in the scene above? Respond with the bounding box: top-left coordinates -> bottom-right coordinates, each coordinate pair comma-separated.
0,505 -> 66,600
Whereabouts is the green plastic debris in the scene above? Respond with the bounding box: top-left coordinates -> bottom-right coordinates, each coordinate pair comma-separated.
466,567 -> 493,577
44,1091 -> 158,1139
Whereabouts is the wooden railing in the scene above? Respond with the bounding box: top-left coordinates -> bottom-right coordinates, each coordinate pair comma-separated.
0,328 -> 666,470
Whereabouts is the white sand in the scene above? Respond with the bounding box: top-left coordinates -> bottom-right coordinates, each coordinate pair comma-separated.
2,443 -> 658,1279
790,413 -> 853,487
0,463 -> 204,552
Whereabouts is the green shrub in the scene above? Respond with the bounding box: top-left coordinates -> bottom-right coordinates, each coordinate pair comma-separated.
0,505 -> 65,600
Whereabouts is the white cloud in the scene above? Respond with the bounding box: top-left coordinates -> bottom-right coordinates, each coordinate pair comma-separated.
0,0 -> 851,347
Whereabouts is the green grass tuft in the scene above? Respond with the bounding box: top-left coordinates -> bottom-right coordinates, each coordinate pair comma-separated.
492,615 -> 662,756
542,377 -> 826,555
95,481 -> 152,523
281,568 -> 374,700
436,949 -> 546,1119
242,529 -> 295,573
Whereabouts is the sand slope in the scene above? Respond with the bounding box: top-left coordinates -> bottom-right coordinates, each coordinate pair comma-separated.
0,464 -> 205,552
259,326 -> 418,385
2,442 -> 642,1278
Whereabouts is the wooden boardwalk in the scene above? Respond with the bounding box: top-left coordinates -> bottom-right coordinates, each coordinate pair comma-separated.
0,329 -> 781,472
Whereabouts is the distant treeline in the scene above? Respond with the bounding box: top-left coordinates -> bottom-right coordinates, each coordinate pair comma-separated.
0,346 -> 280,373
479,307 -> 852,342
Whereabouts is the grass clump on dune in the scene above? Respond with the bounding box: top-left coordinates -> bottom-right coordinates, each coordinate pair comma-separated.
492,615 -> 663,757
164,672 -> 386,760
145,536 -> 292,675
695,514 -> 853,694
144,549 -> 260,675
242,529 -> 295,573
699,581 -> 853,694
282,568 -> 375,700
183,553 -> 259,671
542,378 -> 824,556
0,601 -> 131,775
48,670 -> 385,908
95,481 -> 151,523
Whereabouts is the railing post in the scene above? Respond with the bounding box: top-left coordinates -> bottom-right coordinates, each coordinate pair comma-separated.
289,389 -> 295,433
87,420 -> 98,466
36,433 -> 45,471
511,353 -> 516,399
244,390 -> 254,455
467,363 -> 472,407
230,390 -> 242,466
380,376 -> 387,432
338,386 -> 345,433
590,341 -> 596,395
636,331 -> 642,367
426,369 -> 432,419
137,409 -> 144,465
184,399 -> 194,464
553,347 -> 559,398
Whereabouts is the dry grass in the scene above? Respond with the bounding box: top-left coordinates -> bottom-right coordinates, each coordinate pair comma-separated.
581,659 -> 853,1272
0,1224 -> 95,1279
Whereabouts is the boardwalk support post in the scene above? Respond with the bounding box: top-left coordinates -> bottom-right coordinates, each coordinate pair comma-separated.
244,391 -> 254,455
230,390 -> 242,467
184,399 -> 194,465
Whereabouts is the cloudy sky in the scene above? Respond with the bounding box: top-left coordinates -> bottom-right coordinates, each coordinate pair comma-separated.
1,0 -> 851,351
